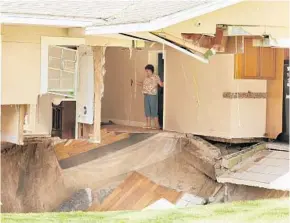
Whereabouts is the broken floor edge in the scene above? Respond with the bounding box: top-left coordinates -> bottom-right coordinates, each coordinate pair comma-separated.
217,176 -> 290,192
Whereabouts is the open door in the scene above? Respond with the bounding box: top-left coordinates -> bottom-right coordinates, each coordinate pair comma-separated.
48,46 -> 77,97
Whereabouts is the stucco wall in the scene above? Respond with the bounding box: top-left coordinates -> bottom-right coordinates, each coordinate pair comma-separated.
1,25 -> 68,105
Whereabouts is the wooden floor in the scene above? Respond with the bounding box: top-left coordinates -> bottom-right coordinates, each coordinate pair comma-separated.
218,150 -> 290,191
54,128 -> 130,160
88,171 -> 182,211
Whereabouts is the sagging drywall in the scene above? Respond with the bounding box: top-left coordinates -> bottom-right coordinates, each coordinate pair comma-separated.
165,47 -> 267,138
1,105 -> 25,144
102,47 -> 161,126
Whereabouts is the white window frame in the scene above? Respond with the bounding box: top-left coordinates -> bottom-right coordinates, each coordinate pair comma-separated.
40,36 -> 85,95
41,37 -> 85,140
48,46 -> 77,95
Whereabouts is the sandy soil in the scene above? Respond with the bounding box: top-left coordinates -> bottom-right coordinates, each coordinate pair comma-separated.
1,138 -> 71,213
138,153 -> 220,198
1,134 -> 288,213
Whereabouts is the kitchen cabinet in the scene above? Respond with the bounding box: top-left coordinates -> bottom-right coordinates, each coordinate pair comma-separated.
235,38 -> 276,80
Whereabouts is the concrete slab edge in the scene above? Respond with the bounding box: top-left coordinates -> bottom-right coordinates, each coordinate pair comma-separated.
217,176 -> 290,191
221,143 -> 266,169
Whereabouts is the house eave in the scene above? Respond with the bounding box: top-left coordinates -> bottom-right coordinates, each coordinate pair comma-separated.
85,0 -> 242,35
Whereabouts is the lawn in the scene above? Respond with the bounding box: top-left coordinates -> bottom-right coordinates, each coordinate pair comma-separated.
1,199 -> 289,223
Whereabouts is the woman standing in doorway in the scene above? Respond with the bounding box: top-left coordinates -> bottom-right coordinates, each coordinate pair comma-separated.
137,64 -> 163,129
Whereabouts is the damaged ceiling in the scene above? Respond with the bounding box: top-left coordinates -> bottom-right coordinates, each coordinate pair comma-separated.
1,0 -> 289,62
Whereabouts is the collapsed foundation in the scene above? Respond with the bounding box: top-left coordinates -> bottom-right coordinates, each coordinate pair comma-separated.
1,132 -> 289,213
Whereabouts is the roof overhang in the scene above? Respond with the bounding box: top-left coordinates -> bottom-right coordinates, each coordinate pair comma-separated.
85,0 -> 242,35
0,12 -> 103,27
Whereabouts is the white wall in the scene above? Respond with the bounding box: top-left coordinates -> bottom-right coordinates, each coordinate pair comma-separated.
26,94 -> 65,135
229,80 -> 267,138
165,47 -> 267,138
1,105 -> 25,144
1,25 -> 68,105
164,1 -> 289,39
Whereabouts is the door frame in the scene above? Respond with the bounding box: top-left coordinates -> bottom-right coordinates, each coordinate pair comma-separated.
147,49 -> 166,130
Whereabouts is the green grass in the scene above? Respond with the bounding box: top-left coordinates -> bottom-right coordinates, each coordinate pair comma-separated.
1,199 -> 289,223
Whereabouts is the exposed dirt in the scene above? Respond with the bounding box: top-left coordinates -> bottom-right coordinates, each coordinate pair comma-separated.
1,138 -> 71,213
227,184 -> 289,201
138,153 -> 220,198
1,135 -> 288,213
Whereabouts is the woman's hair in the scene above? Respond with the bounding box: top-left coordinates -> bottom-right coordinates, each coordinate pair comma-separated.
145,64 -> 154,73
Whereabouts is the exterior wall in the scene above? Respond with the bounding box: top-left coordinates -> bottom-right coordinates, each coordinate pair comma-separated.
165,47 -> 267,138
1,105 -> 25,144
164,1 -> 289,38
1,25 -> 134,139
1,25 -> 68,105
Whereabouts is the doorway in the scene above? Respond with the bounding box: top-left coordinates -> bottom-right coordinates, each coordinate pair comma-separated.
157,53 -> 164,129
278,59 -> 289,142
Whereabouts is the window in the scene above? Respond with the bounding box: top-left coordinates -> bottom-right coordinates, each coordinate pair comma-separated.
40,36 -> 85,96
48,46 -> 77,96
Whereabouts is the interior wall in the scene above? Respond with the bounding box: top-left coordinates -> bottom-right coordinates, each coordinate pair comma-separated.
165,47 -> 267,138
1,25 -> 68,105
102,47 -> 156,125
102,45 -> 267,138
229,80 -> 267,138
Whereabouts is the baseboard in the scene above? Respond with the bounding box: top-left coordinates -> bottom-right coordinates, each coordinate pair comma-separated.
102,118 -> 145,127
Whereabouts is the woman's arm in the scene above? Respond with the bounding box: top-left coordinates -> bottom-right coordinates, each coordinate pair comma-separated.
136,81 -> 143,87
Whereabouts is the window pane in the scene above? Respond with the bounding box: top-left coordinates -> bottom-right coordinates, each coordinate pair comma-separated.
63,49 -> 76,61
48,57 -> 62,69
48,79 -> 60,90
49,46 -> 62,58
63,60 -> 75,72
48,68 -> 61,79
60,78 -> 74,90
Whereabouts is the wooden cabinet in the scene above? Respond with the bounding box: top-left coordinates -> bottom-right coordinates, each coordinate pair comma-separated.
235,38 -> 276,79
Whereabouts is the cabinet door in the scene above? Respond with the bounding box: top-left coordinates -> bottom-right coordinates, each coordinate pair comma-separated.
243,38 -> 259,78
259,47 -> 276,79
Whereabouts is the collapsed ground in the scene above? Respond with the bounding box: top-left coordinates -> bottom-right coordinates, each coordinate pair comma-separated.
1,126 -> 289,213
